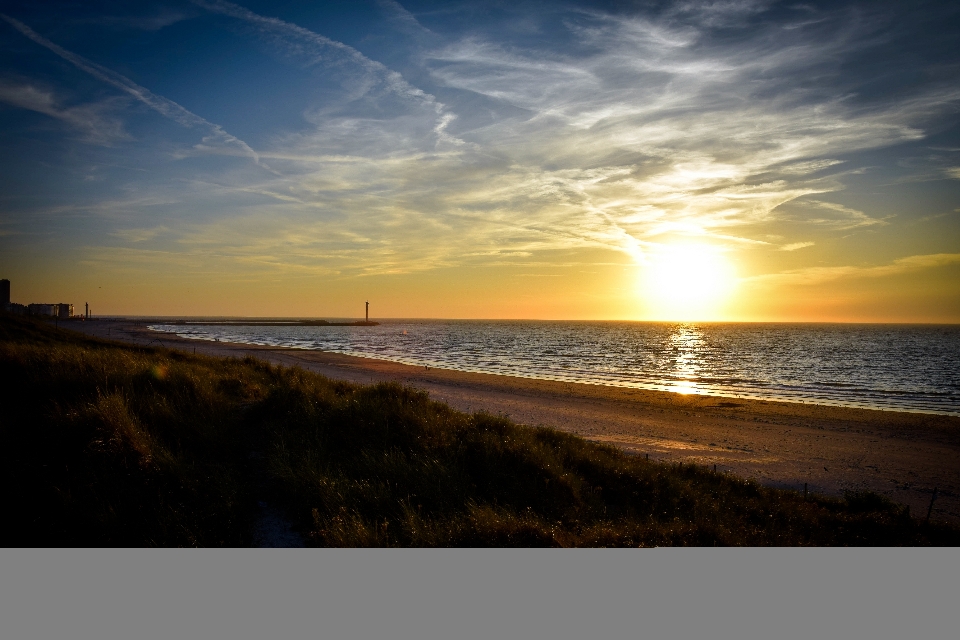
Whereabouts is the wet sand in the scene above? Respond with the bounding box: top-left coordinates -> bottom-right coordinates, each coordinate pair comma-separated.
69,320 -> 960,523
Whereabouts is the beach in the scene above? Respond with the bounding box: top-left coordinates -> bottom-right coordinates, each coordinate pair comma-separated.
70,320 -> 960,523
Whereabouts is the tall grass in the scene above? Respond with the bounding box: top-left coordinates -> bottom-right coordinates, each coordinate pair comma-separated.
1,313 -> 956,546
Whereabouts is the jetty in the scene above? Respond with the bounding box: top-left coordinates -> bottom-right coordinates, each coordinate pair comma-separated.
169,319 -> 379,327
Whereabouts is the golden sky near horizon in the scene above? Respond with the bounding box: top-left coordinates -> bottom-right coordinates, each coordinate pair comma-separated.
1,1 -> 959,322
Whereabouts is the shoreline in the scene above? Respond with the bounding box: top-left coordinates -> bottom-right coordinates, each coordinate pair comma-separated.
67,319 -> 960,523
165,342 -> 960,419
140,321 -> 958,418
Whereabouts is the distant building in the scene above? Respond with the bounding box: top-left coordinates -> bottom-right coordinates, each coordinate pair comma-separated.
28,303 -> 56,316
26,303 -> 74,318
1,280 -> 74,318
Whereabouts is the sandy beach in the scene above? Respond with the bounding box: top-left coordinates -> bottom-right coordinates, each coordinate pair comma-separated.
68,320 -> 960,523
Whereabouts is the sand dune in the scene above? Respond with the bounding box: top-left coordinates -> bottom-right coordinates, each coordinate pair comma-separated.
70,320 -> 960,523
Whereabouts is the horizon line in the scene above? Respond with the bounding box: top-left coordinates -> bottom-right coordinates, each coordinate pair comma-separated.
57,315 -> 960,326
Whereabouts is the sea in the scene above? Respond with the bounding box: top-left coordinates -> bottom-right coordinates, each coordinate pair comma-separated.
148,321 -> 960,416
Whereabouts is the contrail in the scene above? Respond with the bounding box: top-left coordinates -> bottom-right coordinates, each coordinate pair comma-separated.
2,13 -> 263,165
375,0 -> 438,39
192,0 -> 442,113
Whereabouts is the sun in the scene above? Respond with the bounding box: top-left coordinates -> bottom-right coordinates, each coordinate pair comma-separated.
641,243 -> 737,320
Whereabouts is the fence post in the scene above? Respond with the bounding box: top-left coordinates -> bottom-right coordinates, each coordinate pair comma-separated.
926,487 -> 939,524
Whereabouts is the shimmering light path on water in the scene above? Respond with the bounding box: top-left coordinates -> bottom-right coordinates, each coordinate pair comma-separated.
150,322 -> 960,416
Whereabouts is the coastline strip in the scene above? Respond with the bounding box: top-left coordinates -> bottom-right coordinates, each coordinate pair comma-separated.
68,320 -> 960,523
146,324 -> 958,417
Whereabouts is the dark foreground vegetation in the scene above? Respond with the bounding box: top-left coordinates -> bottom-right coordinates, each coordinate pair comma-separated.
1,314 -> 957,547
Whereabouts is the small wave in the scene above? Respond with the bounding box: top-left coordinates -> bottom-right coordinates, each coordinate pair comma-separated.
148,322 -> 960,416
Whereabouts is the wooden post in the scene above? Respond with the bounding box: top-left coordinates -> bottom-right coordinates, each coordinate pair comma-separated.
926,487 -> 938,524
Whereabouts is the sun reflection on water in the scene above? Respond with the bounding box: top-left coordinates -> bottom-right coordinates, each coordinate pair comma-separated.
669,324 -> 703,394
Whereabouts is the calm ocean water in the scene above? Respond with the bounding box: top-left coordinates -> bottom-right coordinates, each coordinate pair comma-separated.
149,321 -> 960,416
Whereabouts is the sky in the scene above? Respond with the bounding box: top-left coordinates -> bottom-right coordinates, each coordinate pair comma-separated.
0,0 -> 958,321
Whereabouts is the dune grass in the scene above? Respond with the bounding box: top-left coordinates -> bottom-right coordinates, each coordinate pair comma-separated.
1,313 -> 957,546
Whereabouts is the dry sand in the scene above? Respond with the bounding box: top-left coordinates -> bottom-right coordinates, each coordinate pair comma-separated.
69,320 -> 960,523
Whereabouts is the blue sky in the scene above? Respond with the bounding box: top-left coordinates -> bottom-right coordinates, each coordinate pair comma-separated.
1,0 -> 958,320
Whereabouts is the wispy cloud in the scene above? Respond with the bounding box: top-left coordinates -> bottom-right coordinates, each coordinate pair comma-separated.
193,0 -> 441,110
105,2 -> 951,276
109,226 -> 170,243
6,1 -> 959,291
0,81 -> 129,145
669,0 -> 775,28
417,7 -> 947,204
748,253 -> 960,286
83,8 -> 189,31
787,200 -> 887,229
1,13 -> 262,163
376,0 -> 436,39
780,242 -> 814,251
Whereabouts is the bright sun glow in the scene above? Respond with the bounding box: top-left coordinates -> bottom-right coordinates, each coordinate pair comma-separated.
641,243 -> 737,320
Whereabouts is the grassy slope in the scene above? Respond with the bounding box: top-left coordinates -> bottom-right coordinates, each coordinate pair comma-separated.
1,314 -> 956,547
